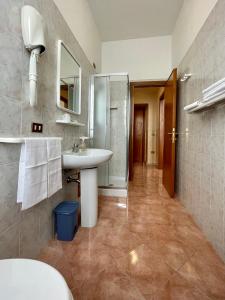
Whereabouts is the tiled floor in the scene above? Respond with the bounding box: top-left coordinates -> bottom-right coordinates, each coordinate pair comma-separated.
38,164 -> 225,300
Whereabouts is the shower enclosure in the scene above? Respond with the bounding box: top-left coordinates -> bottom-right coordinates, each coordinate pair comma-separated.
89,73 -> 130,192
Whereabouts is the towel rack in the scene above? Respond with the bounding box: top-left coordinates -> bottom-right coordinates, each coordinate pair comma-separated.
184,77 -> 225,113
184,92 -> 225,113
0,137 -> 63,144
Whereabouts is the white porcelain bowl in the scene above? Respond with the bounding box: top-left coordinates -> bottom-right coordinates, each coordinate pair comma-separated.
62,148 -> 113,169
0,259 -> 74,300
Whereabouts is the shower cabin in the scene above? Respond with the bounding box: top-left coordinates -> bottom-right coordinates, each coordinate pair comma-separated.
89,73 -> 130,196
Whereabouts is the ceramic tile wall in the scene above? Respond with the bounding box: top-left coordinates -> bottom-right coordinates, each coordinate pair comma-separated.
0,0 -> 94,258
176,0 -> 225,261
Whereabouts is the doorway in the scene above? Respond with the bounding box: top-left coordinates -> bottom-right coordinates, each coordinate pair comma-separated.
130,81 -> 165,179
129,70 -> 177,197
133,104 -> 148,163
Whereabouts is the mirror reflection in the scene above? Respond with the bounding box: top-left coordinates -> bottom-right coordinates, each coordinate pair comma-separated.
58,41 -> 81,114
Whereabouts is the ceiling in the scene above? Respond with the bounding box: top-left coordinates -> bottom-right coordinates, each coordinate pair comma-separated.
87,0 -> 184,41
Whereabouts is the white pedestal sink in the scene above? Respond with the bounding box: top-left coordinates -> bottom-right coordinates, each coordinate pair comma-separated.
62,149 -> 113,228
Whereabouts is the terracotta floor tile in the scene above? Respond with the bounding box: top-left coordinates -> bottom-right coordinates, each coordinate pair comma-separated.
37,164 -> 225,299
186,252 -> 225,299
145,272 -> 211,300
154,239 -> 192,271
70,247 -> 119,282
134,224 -> 179,252
38,245 -> 63,267
115,244 -> 174,295
78,270 -> 145,300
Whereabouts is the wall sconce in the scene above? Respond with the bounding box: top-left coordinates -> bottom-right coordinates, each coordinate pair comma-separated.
180,73 -> 192,82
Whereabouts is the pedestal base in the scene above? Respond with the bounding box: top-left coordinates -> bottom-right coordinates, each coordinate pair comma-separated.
80,168 -> 98,227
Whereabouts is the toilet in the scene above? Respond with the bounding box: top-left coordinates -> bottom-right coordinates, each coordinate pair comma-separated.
0,259 -> 74,300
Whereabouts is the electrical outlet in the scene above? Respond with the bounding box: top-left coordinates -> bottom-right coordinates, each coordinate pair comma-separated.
32,122 -> 43,133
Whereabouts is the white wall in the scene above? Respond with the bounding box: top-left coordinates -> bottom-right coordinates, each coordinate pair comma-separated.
53,0 -> 218,77
172,0 -> 218,67
102,36 -> 172,81
53,0 -> 102,71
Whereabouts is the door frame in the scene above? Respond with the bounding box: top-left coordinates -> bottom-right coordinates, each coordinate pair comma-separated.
158,90 -> 165,169
129,81 -> 166,180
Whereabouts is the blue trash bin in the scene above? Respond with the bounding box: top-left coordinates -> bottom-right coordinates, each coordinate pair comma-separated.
54,201 -> 80,241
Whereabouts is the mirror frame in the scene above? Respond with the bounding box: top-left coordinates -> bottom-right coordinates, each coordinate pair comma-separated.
56,40 -> 82,115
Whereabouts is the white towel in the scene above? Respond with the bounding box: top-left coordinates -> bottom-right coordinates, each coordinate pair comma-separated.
203,77 -> 225,97
202,89 -> 225,103
17,138 -> 48,210
47,138 -> 62,198
203,84 -> 225,98
184,101 -> 200,111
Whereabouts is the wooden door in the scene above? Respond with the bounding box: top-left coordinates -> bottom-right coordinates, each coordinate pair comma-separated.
129,85 -> 135,180
133,106 -> 145,163
158,98 -> 165,169
143,107 -> 148,163
163,69 -> 177,197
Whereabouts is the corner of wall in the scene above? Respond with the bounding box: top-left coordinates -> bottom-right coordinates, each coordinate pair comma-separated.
53,0 -> 102,72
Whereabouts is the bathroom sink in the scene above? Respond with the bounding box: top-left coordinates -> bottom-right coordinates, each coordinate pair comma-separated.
62,148 -> 113,169
62,148 -> 113,228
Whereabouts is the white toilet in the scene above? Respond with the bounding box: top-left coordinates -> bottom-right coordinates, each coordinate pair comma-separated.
0,259 -> 74,300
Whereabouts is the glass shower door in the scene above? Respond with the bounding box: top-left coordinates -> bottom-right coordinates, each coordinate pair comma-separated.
108,78 -> 128,188
90,73 -> 129,189
92,76 -> 110,186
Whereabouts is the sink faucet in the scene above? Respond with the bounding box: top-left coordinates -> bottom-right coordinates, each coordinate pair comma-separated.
72,143 -> 79,153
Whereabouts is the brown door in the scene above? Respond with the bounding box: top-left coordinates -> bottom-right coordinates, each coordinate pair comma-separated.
158,98 -> 165,169
163,69 -> 177,197
133,105 -> 146,163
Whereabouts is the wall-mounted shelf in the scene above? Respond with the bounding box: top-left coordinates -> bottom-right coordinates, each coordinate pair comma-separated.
0,137 -> 25,143
0,137 -> 63,144
56,120 -> 85,126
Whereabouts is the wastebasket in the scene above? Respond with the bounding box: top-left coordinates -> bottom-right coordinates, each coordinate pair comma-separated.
54,200 -> 80,241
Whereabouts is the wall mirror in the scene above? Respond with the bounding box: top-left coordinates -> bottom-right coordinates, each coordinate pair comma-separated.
57,40 -> 81,115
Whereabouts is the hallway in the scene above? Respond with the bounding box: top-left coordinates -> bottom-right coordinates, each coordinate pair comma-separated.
39,165 -> 225,299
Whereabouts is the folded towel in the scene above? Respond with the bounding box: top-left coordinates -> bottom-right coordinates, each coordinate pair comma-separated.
202,89 -> 225,103
47,158 -> 62,198
47,138 -> 62,198
203,84 -> 225,98
203,77 -> 225,96
184,101 -> 200,111
17,138 -> 48,210
47,138 -> 62,160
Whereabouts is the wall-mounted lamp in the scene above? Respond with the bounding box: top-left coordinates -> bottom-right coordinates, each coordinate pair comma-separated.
180,73 -> 192,82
